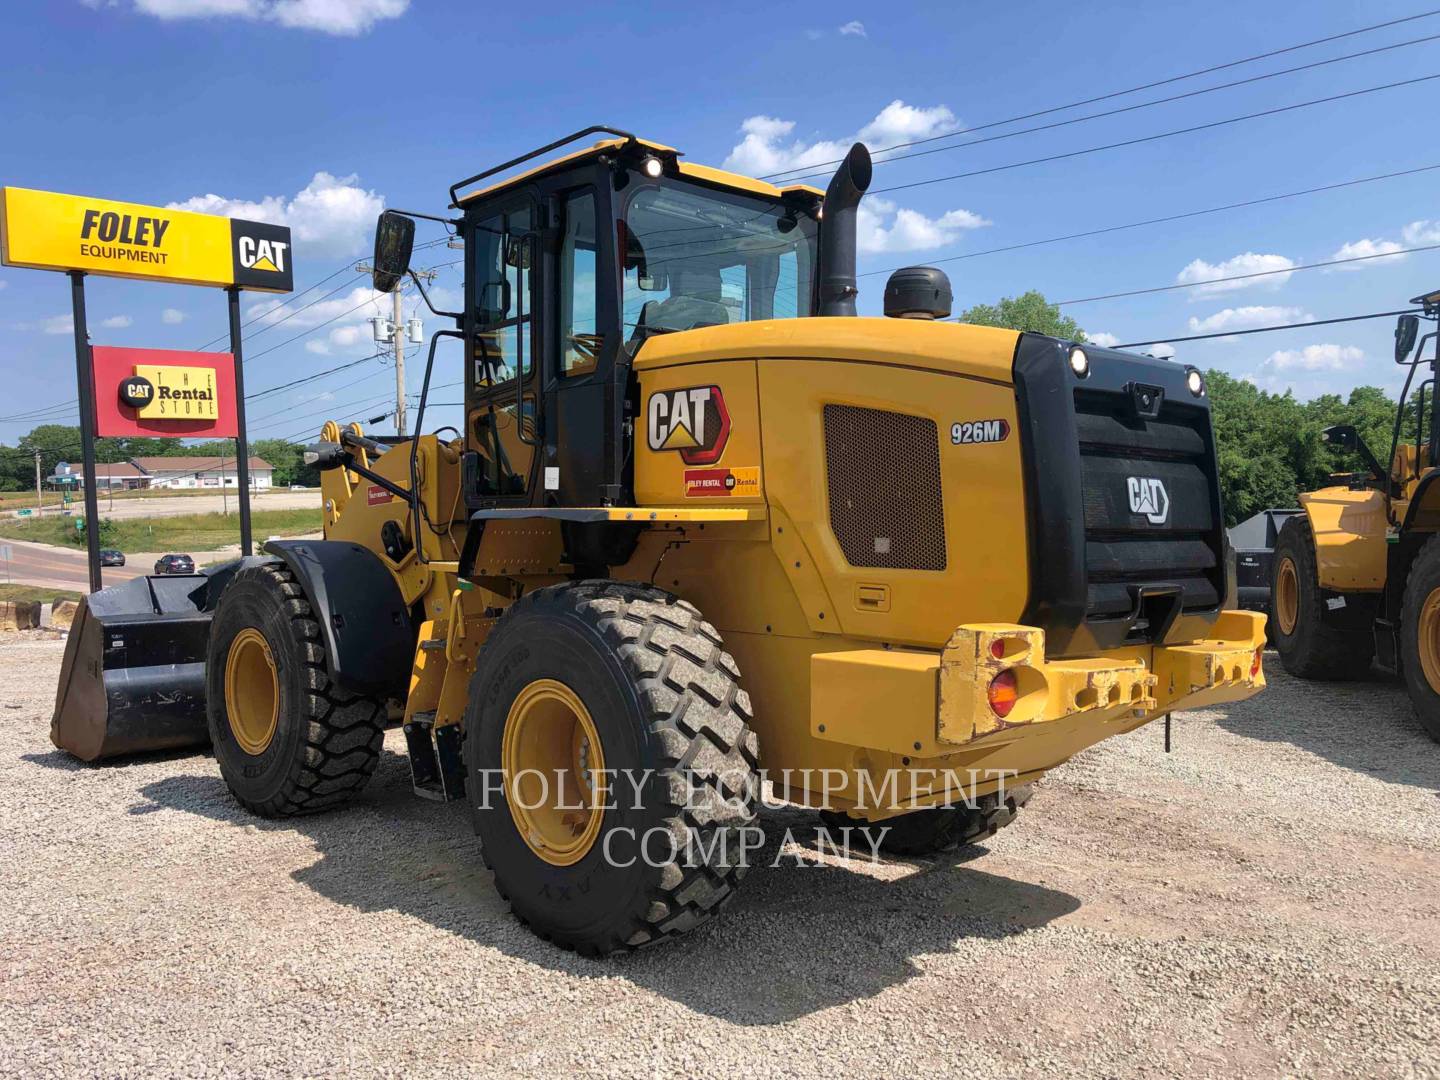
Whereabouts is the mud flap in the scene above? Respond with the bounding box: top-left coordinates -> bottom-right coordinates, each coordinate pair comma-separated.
50,560 -> 263,762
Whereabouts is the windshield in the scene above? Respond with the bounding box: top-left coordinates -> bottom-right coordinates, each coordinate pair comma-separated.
621,181 -> 817,336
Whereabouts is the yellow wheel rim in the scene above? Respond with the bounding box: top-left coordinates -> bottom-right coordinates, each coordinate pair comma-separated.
224,628 -> 280,756
1418,590 -> 1440,694
1275,556 -> 1299,636
501,678 -> 607,866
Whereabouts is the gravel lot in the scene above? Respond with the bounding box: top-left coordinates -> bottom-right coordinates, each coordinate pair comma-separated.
2,636 -> 1438,1078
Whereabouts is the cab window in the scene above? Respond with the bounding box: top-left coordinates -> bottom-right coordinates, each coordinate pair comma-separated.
559,190 -> 600,377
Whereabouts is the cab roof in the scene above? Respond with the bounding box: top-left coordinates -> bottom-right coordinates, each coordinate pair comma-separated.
452,136 -> 826,207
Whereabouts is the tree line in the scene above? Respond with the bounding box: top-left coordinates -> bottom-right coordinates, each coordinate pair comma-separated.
0,291 -> 1412,525
0,425 -> 318,491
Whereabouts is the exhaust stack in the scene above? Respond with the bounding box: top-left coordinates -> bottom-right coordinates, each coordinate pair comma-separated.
817,142 -> 873,317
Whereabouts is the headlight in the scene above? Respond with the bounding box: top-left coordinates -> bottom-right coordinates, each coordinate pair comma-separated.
1069,347 -> 1089,378
1186,368 -> 1205,397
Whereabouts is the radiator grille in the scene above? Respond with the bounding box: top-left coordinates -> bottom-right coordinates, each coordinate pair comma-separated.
1074,389 -> 1221,618
823,404 -> 946,570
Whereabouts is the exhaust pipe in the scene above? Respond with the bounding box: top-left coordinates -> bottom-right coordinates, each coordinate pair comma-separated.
817,142 -> 873,317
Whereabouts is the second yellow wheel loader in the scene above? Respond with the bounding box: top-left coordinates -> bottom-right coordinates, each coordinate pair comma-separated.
52,126 -> 1267,954
1271,289 -> 1440,742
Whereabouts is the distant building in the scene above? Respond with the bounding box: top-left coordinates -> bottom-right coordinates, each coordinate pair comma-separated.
49,461 -> 147,490
129,456 -> 274,490
47,456 -> 275,491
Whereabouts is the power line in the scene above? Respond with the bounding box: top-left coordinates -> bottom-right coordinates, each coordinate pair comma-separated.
777,31 -> 1440,186
246,350 -> 389,401
1114,307 -> 1422,348
862,162 -> 1440,279
872,71 -> 1440,197
1055,242 -> 1440,306
759,8 -> 1440,180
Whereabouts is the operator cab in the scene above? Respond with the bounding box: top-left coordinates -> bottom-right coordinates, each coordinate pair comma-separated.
439,128 -> 824,508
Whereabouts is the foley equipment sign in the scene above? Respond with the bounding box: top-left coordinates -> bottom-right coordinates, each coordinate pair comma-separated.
0,187 -> 293,292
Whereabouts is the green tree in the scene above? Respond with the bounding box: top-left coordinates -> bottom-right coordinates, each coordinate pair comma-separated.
957,290 -> 1089,341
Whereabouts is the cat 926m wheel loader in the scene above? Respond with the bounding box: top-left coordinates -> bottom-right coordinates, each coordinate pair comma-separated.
52,127 -> 1266,954
1271,288 -> 1440,742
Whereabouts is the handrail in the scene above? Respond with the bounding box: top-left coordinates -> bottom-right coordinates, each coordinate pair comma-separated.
449,126 -> 638,208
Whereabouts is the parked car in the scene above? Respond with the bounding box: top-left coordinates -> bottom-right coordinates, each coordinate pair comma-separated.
99,549 -> 125,567
153,553 -> 196,575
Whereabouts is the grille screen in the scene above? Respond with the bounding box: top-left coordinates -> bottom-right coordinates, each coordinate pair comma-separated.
824,404 -> 946,570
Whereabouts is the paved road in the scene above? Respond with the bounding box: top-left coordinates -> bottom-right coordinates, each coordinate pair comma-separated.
1,540 -> 148,593
4,489 -> 318,522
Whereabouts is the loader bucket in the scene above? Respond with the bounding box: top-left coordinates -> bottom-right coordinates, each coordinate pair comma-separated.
50,560 -> 256,762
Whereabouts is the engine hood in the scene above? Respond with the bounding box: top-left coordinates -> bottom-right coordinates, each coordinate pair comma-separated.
630,316 -> 1023,383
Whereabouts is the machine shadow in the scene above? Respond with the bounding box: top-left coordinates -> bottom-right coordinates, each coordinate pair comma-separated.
134,749 -> 1081,1025
1215,661 -> 1440,793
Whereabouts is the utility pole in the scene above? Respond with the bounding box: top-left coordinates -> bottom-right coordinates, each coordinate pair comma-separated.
34,451 -> 42,518
356,265 -> 435,437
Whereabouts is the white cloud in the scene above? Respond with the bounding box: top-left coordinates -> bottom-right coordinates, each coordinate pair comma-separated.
169,171 -> 382,259
838,20 -> 866,36
0,280 -> 7,290
1328,237 -> 1406,270
100,315 -> 133,328
856,196 -> 988,254
1263,343 -> 1364,372
161,308 -> 186,324
1143,343 -> 1176,359
1402,220 -> 1440,246
1086,331 -> 1120,348
1176,252 -> 1296,296
723,100 -> 959,176
127,0 -> 407,35
43,314 -> 74,335
1186,305 -> 1312,334
305,339 -> 331,355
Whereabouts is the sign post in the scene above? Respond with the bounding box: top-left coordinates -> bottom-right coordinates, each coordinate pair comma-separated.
228,287 -> 253,556
1,186 -> 293,590
69,270 -> 104,593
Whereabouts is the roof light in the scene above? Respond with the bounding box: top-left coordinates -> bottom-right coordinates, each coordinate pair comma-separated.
1069,347 -> 1089,378
1186,368 -> 1206,397
641,156 -> 663,179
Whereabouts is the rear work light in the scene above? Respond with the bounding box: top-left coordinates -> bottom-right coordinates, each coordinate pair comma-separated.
987,669 -> 1019,718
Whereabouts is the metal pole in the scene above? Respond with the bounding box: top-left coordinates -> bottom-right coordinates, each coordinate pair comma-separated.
69,271 -> 102,593
227,287 -> 253,556
393,287 -> 407,436
34,450 -> 42,518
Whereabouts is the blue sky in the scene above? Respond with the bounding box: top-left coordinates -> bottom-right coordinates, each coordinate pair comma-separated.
2,0 -> 1438,443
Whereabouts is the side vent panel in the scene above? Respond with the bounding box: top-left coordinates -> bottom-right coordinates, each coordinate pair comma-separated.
823,404 -> 946,571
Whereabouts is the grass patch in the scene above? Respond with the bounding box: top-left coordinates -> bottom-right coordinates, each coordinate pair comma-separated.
0,583 -> 82,604
0,508 -> 321,553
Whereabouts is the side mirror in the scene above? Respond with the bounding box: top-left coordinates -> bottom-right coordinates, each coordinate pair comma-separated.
1396,313 -> 1420,363
371,210 -> 415,294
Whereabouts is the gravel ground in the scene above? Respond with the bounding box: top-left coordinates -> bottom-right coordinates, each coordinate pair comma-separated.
2,636 -> 1438,1078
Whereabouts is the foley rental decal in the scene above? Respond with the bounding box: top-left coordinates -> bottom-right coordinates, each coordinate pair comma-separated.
0,187 -> 293,292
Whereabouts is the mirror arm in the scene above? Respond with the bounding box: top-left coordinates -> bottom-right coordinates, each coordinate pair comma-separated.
408,329 -> 467,564
408,269 -> 463,322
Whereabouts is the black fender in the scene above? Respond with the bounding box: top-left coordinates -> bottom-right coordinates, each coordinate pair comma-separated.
261,539 -> 414,698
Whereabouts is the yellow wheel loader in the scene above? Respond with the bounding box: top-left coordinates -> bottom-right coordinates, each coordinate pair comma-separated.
52,127 -> 1266,954
1271,289 -> 1440,742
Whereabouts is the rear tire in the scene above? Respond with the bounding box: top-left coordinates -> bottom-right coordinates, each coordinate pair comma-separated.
1399,536 -> 1440,743
206,563 -> 387,817
465,581 -> 760,955
1270,516 -> 1373,680
819,784 -> 1034,857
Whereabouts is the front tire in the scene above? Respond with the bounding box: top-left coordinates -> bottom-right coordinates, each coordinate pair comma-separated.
465,581 -> 760,955
1399,536 -> 1440,743
1270,516 -> 1373,679
206,563 -> 387,817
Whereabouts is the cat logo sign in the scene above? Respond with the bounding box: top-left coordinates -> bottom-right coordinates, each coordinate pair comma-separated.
0,187 -> 294,293
646,385 -> 730,465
